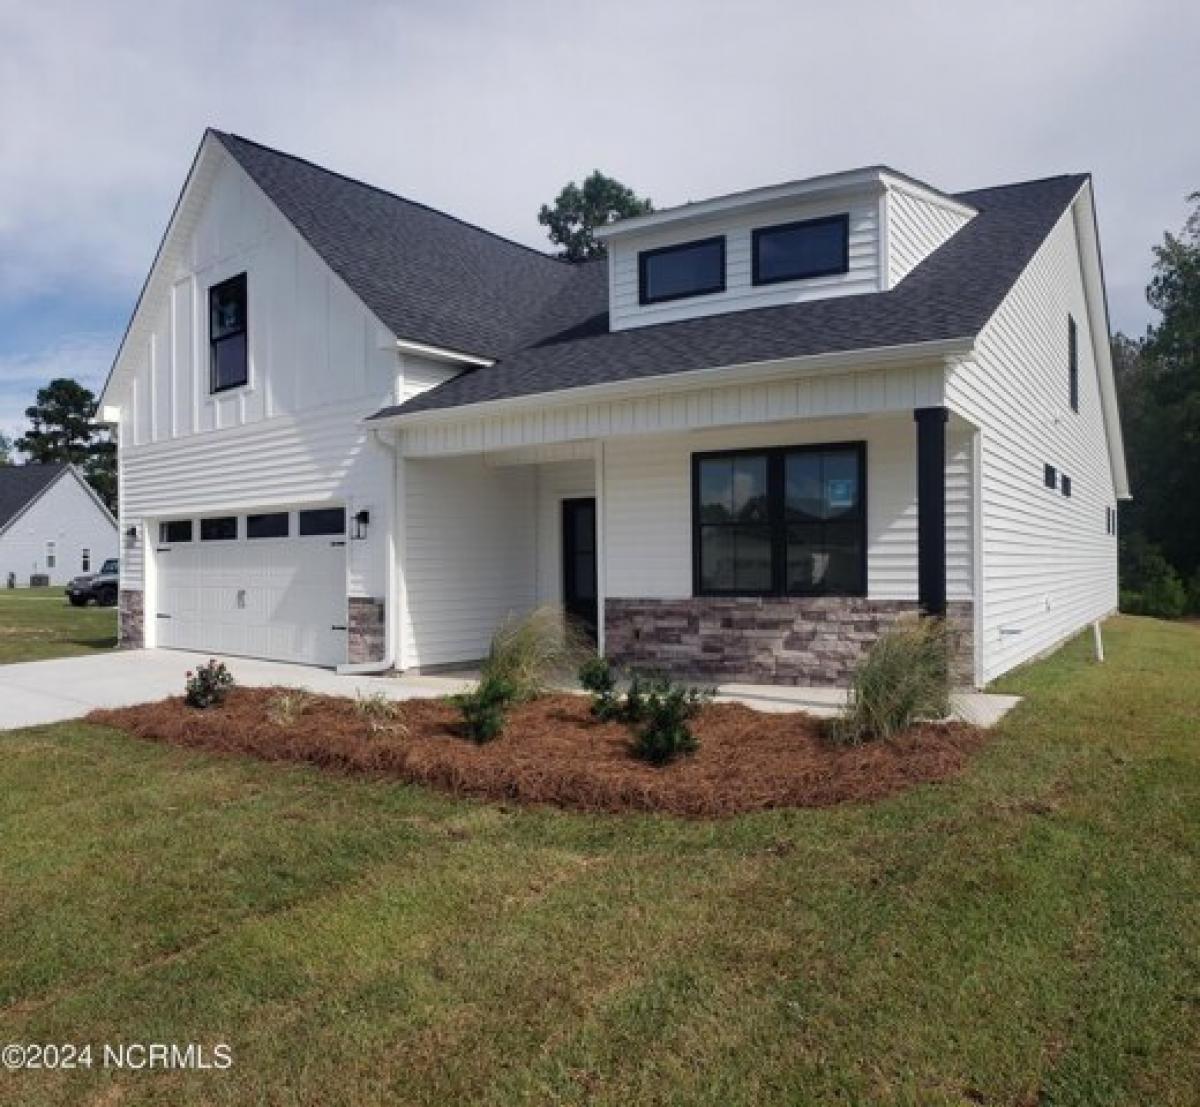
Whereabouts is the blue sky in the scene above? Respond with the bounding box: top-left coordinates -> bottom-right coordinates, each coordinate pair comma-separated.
1,0 -> 1197,444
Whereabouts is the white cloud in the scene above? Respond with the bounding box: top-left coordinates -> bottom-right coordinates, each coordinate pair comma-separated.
0,0 -> 1197,335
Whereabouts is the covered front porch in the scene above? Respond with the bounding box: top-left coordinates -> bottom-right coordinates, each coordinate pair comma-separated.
391,353 -> 980,687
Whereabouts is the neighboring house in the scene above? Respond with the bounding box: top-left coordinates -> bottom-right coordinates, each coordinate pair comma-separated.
97,131 -> 1128,686
0,464 -> 118,588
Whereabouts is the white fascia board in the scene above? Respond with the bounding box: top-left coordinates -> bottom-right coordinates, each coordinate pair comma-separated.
393,337 -> 494,368
368,336 -> 973,429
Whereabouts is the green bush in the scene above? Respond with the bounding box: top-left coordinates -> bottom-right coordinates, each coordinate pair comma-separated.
460,673 -> 516,744
483,606 -> 592,702
184,659 -> 234,709
1120,535 -> 1188,618
630,680 -> 711,765
828,618 -> 950,746
578,655 -> 622,720
1188,569 -> 1200,615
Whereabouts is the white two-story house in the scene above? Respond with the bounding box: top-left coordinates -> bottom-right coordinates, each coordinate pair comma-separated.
98,131 -> 1128,687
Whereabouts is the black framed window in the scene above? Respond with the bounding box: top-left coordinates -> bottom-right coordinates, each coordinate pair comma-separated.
1044,464 -> 1057,490
209,273 -> 248,393
200,516 -> 238,541
753,214 -> 849,285
247,512 -> 289,539
1068,314 -> 1079,412
638,237 -> 725,305
159,520 -> 193,543
298,507 -> 345,536
1061,475 -> 1073,498
693,443 -> 866,597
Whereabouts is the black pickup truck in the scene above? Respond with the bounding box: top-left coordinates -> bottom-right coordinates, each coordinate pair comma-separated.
66,557 -> 119,607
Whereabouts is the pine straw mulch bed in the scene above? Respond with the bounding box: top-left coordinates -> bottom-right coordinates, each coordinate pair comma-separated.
86,688 -> 987,818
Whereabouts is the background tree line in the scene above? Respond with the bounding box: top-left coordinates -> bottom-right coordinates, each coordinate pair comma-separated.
1114,191 -> 1200,617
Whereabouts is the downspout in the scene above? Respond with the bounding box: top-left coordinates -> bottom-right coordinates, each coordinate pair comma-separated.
337,426 -> 400,675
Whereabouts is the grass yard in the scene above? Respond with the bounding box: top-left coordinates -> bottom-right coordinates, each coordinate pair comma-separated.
0,587 -> 117,663
0,615 -> 1196,1106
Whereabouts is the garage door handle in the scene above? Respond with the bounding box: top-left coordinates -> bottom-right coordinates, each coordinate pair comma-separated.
330,541 -> 346,548
156,547 -> 172,553
156,614 -> 171,619
331,624 -> 347,631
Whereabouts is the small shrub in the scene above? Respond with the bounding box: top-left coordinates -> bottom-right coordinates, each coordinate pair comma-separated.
460,673 -> 517,743
482,606 -> 592,702
828,618 -> 950,746
578,655 -> 622,720
184,659 -> 234,709
1188,568 -> 1200,615
1120,535 -> 1187,618
631,680 -> 712,765
266,688 -> 313,726
354,690 -> 406,736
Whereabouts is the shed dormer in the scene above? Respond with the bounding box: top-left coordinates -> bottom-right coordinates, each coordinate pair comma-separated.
596,166 -> 977,332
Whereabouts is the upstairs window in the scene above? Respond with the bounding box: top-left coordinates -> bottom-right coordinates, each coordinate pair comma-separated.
1044,464 -> 1057,490
694,444 -> 866,597
46,541 -> 56,569
1061,475 -> 1073,498
209,273 -> 248,393
638,237 -> 725,305
1068,314 -> 1079,412
82,549 -> 91,572
753,214 -> 849,285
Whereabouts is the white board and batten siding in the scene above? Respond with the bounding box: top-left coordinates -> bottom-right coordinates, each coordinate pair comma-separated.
607,193 -> 882,332
602,413 -> 973,606
946,193 -> 1118,683
0,471 -> 118,587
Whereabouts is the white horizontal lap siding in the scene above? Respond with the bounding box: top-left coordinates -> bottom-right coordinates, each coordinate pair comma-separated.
112,150 -> 400,604
946,198 -> 1117,682
946,421 -> 975,602
886,186 -> 974,287
402,456 -> 537,667
400,362 -> 946,458
0,474 -> 118,587
603,414 -> 923,601
608,195 -> 881,331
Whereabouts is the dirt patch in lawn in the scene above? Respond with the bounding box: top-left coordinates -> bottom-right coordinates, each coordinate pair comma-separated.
86,688 -> 986,817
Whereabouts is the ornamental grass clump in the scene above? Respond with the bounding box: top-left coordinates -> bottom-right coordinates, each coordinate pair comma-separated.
184,659 -> 234,709
828,617 -> 951,745
482,605 -> 593,703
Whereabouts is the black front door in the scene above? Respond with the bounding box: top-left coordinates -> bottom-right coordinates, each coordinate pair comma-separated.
562,497 -> 597,635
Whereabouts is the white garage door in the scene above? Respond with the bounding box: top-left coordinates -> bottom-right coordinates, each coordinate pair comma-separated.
154,508 -> 347,667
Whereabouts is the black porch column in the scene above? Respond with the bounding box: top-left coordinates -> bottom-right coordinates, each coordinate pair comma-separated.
914,406 -> 949,617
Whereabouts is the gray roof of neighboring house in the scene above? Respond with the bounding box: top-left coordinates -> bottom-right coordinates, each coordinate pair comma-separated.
212,133 -> 1086,421
0,464 -> 68,532
374,174 -> 1089,419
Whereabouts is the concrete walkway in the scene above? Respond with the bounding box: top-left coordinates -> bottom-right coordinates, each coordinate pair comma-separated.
0,649 -> 1022,731
0,650 -> 474,730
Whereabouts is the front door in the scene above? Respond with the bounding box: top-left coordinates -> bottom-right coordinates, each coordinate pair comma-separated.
562,497 -> 597,635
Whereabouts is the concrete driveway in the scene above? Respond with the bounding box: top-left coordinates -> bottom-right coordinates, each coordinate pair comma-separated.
0,649 -> 475,730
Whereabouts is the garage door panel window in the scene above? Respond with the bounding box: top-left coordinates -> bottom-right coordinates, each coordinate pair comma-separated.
160,520 -> 193,543
298,508 -> 345,536
247,512 -> 290,539
200,516 -> 238,541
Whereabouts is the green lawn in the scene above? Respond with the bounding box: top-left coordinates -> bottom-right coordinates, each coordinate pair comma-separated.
0,616 -> 1196,1106
0,587 -> 117,663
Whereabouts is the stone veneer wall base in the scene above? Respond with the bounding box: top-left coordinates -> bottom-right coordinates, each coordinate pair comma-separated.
605,597 -> 975,689
118,589 -> 144,650
347,597 -> 386,665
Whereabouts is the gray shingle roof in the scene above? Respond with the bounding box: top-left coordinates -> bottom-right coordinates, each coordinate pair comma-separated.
0,464 -> 67,532
214,131 -> 580,360
373,173 -> 1088,419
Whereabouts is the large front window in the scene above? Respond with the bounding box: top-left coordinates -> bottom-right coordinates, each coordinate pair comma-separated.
693,444 -> 866,596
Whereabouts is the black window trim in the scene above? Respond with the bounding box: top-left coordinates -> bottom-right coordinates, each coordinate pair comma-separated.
1068,314 -> 1079,413
209,272 -> 249,395
691,441 -> 868,599
752,212 -> 851,287
638,235 -> 726,306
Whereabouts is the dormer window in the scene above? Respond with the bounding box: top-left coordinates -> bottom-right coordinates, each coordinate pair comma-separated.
638,237 -> 725,305
753,214 -> 849,285
209,273 -> 248,393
